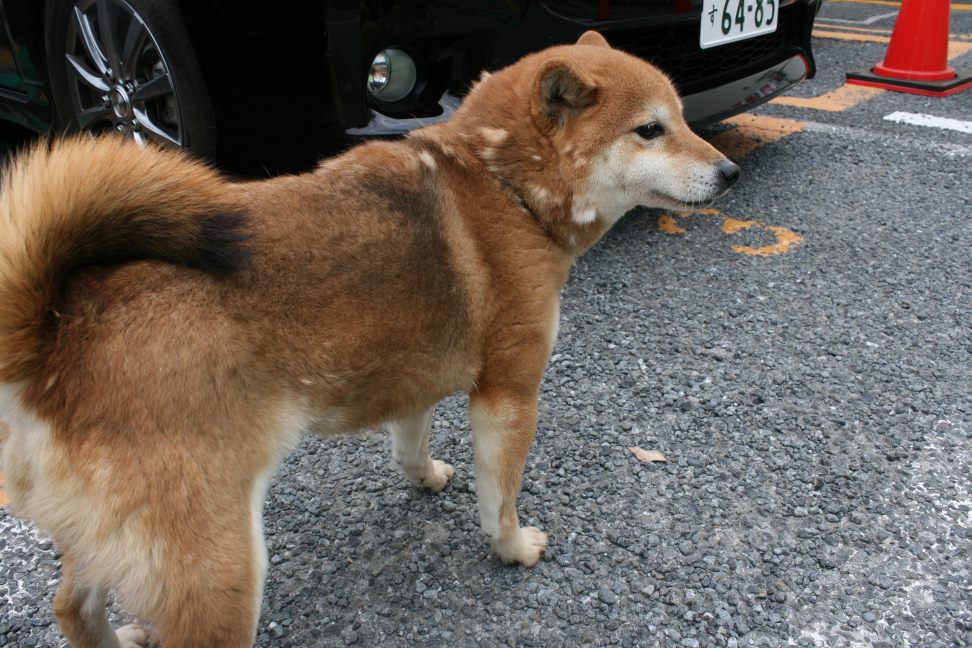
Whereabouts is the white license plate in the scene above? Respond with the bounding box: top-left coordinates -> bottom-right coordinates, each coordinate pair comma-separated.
700,0 -> 778,49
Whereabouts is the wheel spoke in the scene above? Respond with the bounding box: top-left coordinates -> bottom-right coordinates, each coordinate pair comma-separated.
66,54 -> 111,92
132,131 -> 147,147
119,13 -> 147,78
133,107 -> 180,146
72,7 -> 108,76
133,73 -> 172,101
96,0 -> 121,77
76,104 -> 112,128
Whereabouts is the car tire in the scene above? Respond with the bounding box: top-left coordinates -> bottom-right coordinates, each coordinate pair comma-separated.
44,0 -> 216,157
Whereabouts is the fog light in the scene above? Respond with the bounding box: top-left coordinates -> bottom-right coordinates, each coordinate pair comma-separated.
367,49 -> 417,103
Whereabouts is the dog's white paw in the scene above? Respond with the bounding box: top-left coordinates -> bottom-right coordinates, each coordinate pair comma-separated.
493,526 -> 548,567
415,459 -> 455,493
116,623 -> 151,648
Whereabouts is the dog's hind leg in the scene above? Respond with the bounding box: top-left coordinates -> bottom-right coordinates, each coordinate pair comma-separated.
142,503 -> 265,648
53,555 -> 150,648
390,406 -> 455,492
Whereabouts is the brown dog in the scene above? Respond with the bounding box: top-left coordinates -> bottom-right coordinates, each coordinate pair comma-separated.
0,31 -> 738,647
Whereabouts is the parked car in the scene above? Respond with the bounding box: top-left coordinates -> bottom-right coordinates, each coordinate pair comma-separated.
0,0 -> 819,172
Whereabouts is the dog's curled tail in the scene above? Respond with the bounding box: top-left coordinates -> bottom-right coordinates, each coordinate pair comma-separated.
0,135 -> 248,385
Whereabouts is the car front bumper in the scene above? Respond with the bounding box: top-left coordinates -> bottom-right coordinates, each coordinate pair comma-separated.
682,53 -> 812,127
347,53 -> 812,137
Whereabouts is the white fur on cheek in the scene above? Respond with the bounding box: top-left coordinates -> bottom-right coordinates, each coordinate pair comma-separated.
586,139 -> 727,218
584,140 -> 642,224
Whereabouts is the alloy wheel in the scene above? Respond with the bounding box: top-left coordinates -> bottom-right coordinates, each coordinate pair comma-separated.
64,0 -> 182,146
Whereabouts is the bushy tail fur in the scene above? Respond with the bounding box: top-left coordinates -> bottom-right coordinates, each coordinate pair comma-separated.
0,135 -> 248,385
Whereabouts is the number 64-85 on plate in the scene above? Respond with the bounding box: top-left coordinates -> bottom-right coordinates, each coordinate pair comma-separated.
700,0 -> 777,49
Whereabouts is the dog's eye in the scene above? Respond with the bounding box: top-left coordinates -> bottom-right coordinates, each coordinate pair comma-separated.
635,122 -> 664,140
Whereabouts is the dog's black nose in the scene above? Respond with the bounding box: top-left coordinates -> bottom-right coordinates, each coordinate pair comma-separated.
717,159 -> 741,187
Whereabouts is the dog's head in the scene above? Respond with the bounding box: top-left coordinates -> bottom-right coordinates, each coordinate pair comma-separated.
448,31 -> 739,252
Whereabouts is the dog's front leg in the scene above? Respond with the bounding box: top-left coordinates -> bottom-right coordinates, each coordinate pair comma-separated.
391,406 -> 455,492
469,390 -> 547,567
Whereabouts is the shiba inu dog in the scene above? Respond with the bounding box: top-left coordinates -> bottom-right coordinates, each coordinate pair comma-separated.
0,31 -> 738,647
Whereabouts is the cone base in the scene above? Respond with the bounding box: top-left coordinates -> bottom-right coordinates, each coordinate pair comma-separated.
873,61 -> 955,82
847,68 -> 972,97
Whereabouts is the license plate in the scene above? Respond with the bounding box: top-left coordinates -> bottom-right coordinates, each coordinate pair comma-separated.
700,0 -> 778,49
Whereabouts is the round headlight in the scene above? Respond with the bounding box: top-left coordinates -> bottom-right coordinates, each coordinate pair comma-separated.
367,49 -> 417,103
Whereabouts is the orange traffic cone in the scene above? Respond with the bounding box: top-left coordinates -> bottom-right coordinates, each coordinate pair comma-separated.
846,0 -> 972,96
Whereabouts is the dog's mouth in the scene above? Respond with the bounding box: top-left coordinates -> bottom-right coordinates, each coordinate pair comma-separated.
655,192 -> 716,210
675,198 -> 715,209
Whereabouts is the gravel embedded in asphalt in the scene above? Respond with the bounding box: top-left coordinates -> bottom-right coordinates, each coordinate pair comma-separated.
2,6 -> 972,647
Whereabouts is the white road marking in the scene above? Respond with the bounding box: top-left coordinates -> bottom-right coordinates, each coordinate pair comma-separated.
816,11 -> 898,25
803,121 -> 972,158
883,111 -> 972,135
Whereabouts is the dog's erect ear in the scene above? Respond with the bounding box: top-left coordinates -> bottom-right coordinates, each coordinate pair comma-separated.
577,31 -> 610,48
533,58 -> 598,125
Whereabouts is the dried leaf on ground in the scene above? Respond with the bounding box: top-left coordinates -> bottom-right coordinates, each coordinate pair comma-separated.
628,447 -> 668,463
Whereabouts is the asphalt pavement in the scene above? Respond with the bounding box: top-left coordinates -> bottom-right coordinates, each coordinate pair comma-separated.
2,2 -> 971,646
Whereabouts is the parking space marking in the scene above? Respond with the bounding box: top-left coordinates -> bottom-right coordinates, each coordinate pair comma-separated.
772,83 -> 884,111
829,0 -> 972,9
733,225 -> 803,256
772,33 -> 972,112
658,210 -> 803,256
814,22 -> 893,33
946,40 -> 972,59
816,10 -> 900,25
813,29 -> 972,58
722,217 -> 758,233
804,120 -> 972,157
708,114 -> 807,159
667,117 -> 806,255
658,213 -> 686,234
828,0 -> 902,5
884,111 -> 972,134
812,28 -> 891,43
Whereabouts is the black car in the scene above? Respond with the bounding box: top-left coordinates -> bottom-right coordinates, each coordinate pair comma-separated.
0,0 -> 818,172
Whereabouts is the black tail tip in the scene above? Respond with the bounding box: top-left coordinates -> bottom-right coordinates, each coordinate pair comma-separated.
192,212 -> 252,274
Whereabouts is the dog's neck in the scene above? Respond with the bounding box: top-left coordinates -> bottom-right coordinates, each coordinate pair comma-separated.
418,124 -> 611,257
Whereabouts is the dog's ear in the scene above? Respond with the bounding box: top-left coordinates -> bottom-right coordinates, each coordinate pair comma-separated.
533,58 -> 598,126
577,31 -> 610,49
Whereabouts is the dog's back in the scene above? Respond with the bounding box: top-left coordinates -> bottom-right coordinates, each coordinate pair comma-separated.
0,135 -> 492,647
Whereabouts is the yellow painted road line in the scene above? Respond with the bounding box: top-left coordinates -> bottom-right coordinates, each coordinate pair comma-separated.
658,210 -> 803,256
813,22 -> 893,34
828,0 -> 972,9
772,83 -> 883,111
658,208 -> 717,236
709,114 -> 807,159
722,217 -> 758,233
946,41 -> 972,59
827,0 -> 900,6
772,34 -> 972,112
813,28 -> 891,43
813,29 -> 972,59
734,225 -> 803,256
657,213 -> 685,234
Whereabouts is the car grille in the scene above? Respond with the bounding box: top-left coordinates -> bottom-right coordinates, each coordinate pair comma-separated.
612,5 -> 798,95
